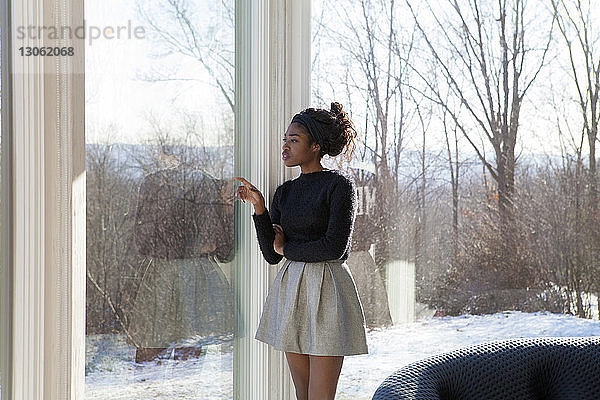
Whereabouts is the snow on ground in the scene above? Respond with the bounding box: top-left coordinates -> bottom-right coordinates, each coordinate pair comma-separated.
86,312 -> 600,399
86,336 -> 233,400
337,311 -> 600,399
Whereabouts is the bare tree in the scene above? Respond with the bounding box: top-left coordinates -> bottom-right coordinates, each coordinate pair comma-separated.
551,0 -> 600,317
86,127 -> 140,342
414,99 -> 433,270
529,149 -> 596,318
317,0 -> 421,265
552,0 -> 600,206
136,0 -> 234,112
406,0 -> 555,231
441,102 -> 462,257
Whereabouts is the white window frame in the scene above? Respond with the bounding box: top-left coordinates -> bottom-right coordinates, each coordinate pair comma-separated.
9,0 -> 311,399
234,1 -> 311,399
1,0 -> 14,397
10,0 -> 86,398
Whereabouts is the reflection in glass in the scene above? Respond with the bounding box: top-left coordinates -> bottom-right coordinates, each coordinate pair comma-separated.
346,168 -> 392,328
85,0 -> 235,398
129,161 -> 234,361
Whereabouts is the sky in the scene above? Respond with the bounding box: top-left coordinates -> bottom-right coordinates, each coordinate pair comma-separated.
311,0 -> 592,158
85,0 -> 231,146
84,0 -> 598,162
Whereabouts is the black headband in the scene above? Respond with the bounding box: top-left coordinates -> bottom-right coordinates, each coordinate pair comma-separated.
291,113 -> 326,152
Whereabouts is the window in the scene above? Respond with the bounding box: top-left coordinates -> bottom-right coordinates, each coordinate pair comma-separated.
84,1 -> 236,398
312,0 -> 600,397
7,0 -> 310,398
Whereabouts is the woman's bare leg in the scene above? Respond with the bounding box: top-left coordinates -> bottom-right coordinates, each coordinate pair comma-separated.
308,355 -> 344,400
285,352 -> 310,400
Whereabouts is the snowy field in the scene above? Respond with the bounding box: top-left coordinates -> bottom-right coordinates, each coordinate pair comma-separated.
85,312 -> 600,400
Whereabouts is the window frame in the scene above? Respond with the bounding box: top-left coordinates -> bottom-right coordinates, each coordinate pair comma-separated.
9,0 -> 85,398
1,0 -> 14,397
234,1 -> 311,399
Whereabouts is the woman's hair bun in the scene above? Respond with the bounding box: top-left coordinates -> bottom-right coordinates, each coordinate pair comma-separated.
294,102 -> 357,161
330,102 -> 344,117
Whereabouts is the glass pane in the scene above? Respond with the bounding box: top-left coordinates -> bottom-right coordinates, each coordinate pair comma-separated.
85,1 -> 235,398
312,0 -> 600,398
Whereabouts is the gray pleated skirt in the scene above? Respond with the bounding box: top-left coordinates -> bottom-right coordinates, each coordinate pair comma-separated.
129,256 -> 234,348
255,258 -> 369,356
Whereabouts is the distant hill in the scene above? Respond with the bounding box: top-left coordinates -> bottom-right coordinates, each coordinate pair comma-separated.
85,142 -> 568,189
85,143 -> 234,182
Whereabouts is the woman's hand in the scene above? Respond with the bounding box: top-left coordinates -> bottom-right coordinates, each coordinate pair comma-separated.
273,224 -> 286,255
234,177 -> 266,214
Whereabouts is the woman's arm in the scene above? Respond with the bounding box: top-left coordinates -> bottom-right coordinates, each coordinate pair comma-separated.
234,177 -> 284,264
283,176 -> 356,262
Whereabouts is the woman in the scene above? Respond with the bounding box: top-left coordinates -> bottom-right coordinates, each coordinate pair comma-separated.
235,102 -> 368,400
131,166 -> 234,362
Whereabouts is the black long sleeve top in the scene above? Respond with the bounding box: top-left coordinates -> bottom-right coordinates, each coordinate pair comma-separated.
252,169 -> 357,264
135,168 -> 234,262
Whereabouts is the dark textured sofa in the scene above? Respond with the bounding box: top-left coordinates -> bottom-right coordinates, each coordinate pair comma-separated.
372,337 -> 600,400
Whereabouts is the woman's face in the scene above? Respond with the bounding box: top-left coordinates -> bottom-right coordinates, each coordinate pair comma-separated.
281,122 -> 320,168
